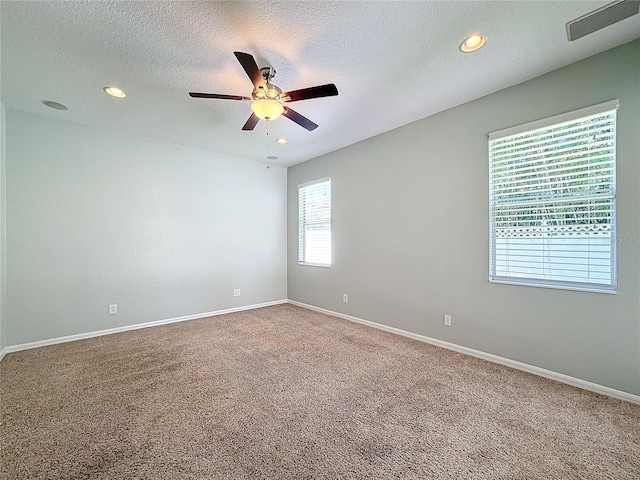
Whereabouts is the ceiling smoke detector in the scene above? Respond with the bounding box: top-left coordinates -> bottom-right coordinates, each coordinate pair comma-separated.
42,100 -> 69,110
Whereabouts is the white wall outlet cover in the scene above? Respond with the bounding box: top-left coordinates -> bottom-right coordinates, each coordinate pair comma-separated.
109,304 -> 117,315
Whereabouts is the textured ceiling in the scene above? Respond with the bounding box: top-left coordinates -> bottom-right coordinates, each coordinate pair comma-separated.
1,1 -> 639,167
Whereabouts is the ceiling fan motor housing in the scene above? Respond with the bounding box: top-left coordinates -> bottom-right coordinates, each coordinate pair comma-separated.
253,67 -> 283,100
251,67 -> 282,100
253,83 -> 282,100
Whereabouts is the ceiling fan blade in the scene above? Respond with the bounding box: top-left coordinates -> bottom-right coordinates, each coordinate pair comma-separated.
283,84 -> 338,103
283,107 -> 318,131
234,51 -> 267,90
189,92 -> 250,100
242,113 -> 260,131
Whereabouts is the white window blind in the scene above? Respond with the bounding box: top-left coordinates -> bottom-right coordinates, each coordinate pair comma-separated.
298,178 -> 331,266
489,100 -> 618,293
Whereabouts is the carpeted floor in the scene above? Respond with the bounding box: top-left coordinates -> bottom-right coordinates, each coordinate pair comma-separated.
1,304 -> 638,479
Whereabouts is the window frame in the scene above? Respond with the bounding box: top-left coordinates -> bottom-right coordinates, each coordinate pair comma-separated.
488,100 -> 618,294
298,177 -> 332,268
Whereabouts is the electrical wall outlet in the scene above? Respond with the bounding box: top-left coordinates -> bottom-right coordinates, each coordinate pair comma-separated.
444,314 -> 452,327
233,289 -> 241,297
109,304 -> 118,315
342,293 -> 348,303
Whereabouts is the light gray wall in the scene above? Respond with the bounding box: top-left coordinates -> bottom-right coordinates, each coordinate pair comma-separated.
287,40 -> 640,396
0,103 -> 6,353
6,110 -> 287,345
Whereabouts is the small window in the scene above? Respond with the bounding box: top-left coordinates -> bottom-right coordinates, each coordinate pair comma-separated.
298,178 -> 332,267
489,100 -> 618,293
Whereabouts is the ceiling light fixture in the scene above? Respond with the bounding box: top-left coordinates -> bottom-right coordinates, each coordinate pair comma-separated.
276,138 -> 288,144
103,86 -> 127,98
251,99 -> 284,120
459,34 -> 487,53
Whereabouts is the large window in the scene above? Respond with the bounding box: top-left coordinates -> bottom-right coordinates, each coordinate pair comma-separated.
298,178 -> 332,266
489,100 -> 618,293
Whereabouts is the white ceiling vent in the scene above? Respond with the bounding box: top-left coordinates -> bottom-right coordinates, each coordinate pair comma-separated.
566,0 -> 639,41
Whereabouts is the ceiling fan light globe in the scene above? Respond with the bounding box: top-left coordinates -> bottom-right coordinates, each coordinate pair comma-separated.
251,99 -> 284,120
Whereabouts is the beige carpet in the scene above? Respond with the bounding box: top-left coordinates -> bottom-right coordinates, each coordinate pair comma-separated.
1,304 -> 638,479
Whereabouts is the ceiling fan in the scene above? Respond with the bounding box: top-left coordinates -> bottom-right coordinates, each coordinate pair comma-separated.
190,52 -> 338,131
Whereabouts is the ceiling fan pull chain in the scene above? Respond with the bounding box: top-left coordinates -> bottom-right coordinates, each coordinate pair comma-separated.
266,121 -> 271,169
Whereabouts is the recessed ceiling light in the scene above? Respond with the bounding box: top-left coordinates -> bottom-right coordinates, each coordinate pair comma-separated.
103,86 -> 127,98
42,100 -> 69,110
276,138 -> 288,144
459,34 -> 487,53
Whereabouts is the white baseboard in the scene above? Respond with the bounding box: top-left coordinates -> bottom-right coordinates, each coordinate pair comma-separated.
288,300 -> 640,405
3,299 -> 287,355
4,298 -> 638,405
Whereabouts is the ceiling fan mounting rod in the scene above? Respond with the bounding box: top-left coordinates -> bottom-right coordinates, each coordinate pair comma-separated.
260,67 -> 276,83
